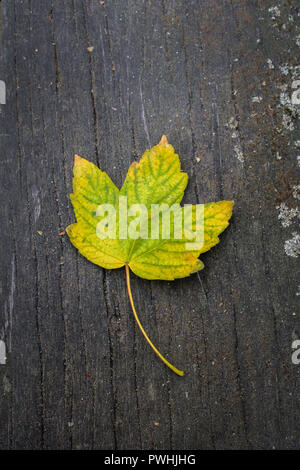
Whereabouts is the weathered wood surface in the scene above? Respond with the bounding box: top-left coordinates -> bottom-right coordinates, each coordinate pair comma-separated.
0,0 -> 299,450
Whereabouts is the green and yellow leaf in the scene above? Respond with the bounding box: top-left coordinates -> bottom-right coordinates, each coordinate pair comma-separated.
66,136 -> 233,376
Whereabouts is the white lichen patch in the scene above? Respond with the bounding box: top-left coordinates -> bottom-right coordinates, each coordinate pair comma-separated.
251,96 -> 263,103
228,117 -> 238,129
284,233 -> 300,258
279,65 -> 289,76
293,185 -> 300,200
276,203 -> 300,227
227,117 -> 244,163
233,143 -> 244,163
282,113 -> 294,131
279,64 -> 300,79
268,6 -> 281,18
0,340 -> 6,365
277,65 -> 300,132
280,89 -> 291,106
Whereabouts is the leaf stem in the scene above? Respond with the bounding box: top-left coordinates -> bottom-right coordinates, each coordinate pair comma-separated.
125,265 -> 184,377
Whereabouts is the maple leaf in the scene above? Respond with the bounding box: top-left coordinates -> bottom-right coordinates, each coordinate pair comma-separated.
66,136 -> 233,376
